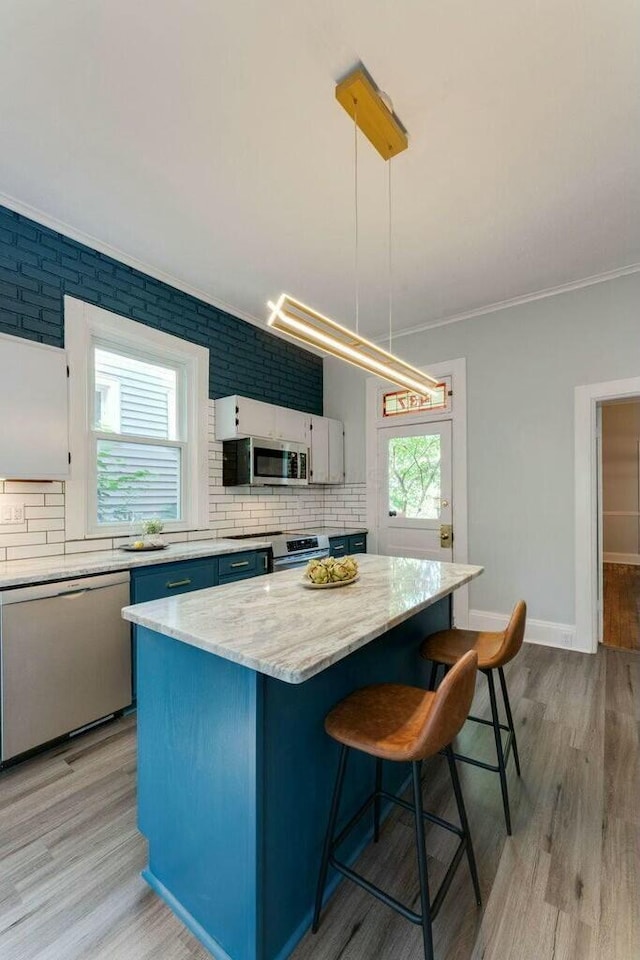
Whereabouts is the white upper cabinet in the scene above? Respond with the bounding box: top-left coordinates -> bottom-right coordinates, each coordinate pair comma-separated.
215,395 -> 307,444
0,333 -> 69,479
310,415 -> 344,485
215,395 -> 344,483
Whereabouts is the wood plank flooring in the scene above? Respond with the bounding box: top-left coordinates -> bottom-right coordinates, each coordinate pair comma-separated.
0,643 -> 638,960
603,562 -> 640,650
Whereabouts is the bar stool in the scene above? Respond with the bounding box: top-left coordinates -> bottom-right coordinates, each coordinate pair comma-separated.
420,600 -> 526,835
312,650 -> 481,960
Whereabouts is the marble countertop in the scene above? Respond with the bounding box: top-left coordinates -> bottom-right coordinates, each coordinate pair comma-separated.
122,554 -> 483,684
0,526 -> 367,590
0,538 -> 273,589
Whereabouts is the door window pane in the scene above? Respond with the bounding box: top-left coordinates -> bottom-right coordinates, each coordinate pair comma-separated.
94,347 -> 178,439
388,434 -> 441,519
97,440 -> 181,524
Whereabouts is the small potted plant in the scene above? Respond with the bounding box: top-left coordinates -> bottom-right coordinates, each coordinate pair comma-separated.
140,518 -> 164,546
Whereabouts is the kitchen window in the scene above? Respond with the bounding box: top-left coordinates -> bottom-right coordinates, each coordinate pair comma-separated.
65,297 -> 209,539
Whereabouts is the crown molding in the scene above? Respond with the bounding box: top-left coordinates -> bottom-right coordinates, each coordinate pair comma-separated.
377,262 -> 640,342
0,191 -> 327,354
3,191 -> 638,353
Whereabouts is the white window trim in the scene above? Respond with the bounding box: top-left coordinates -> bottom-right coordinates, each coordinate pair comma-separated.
65,296 -> 210,540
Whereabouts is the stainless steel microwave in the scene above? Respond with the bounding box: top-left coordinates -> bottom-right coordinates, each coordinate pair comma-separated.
222,437 -> 309,486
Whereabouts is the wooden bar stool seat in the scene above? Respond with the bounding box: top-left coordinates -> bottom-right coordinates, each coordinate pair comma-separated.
313,651 -> 481,960
420,600 -> 526,835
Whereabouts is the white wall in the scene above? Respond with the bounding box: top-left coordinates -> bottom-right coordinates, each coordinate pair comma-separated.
602,399 -> 640,558
324,272 -> 640,633
323,358 -> 367,484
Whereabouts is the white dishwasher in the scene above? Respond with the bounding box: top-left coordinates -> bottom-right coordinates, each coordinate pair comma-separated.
0,571 -> 132,763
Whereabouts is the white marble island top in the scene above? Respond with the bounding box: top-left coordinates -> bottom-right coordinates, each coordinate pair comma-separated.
122,554 -> 483,684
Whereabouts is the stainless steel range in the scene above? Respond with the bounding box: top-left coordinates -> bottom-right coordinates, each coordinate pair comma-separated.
270,532 -> 330,571
226,530 -> 330,571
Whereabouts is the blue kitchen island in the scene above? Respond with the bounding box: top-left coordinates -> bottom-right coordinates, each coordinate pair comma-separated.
122,554 -> 482,960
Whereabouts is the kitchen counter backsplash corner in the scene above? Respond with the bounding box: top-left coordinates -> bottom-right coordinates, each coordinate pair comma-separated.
0,402 -> 366,564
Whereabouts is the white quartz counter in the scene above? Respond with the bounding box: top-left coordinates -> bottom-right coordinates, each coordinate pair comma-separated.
0,538 -> 272,589
0,527 -> 367,590
122,554 -> 483,684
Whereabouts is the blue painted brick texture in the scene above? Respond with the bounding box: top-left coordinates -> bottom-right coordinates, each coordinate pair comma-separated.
0,205 -> 323,414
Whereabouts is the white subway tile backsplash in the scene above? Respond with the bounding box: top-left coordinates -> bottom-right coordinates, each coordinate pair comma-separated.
3,481 -> 62,494
64,539 -> 114,554
0,531 -> 47,548
0,400 -> 366,564
6,543 -> 64,561
25,506 -> 65,520
27,518 -> 65,532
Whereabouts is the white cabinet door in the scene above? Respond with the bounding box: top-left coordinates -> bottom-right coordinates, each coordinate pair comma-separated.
274,407 -> 308,444
0,333 -> 69,479
327,418 -> 345,484
237,397 -> 276,439
310,415 -> 344,484
310,415 -> 330,483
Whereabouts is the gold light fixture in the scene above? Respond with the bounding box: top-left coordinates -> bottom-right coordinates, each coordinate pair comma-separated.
267,64 -> 440,398
267,295 -> 441,398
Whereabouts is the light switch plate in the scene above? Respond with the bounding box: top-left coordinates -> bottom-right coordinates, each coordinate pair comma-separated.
0,504 -> 25,525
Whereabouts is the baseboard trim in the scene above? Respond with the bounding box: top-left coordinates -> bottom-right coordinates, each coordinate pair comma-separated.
603,552 -> 640,566
468,609 -> 587,652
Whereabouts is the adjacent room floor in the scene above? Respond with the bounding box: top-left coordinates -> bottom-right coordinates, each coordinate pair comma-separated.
603,562 -> 640,650
0,643 -> 638,960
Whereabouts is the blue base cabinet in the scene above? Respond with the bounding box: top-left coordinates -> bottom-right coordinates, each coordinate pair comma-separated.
328,533 -> 367,557
129,549 -> 271,701
136,595 -> 448,960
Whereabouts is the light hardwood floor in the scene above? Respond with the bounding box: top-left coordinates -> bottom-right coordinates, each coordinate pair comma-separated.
0,643 -> 638,960
603,562 -> 640,650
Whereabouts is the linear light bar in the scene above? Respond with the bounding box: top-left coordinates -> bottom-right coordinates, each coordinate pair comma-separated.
267,294 -> 442,398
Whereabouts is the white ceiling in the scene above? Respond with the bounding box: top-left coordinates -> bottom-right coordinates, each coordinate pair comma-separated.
1,0 -> 639,341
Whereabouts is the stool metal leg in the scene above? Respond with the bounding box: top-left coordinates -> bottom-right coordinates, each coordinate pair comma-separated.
374,758 -> 383,842
411,761 -> 435,960
445,746 -> 481,906
486,670 -> 512,835
313,745 -> 349,933
498,666 -> 521,777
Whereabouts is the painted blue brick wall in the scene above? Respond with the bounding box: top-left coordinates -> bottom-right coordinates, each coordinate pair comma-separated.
0,205 -> 322,414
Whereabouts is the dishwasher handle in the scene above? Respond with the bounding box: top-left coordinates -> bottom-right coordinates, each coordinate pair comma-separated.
1,570 -> 130,606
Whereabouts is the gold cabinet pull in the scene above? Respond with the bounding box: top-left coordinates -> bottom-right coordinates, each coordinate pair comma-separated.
166,578 -> 192,589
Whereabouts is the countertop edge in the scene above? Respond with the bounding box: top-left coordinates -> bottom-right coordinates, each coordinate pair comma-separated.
123,563 -> 483,684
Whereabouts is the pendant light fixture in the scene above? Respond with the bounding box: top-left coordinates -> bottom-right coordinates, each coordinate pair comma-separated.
267,64 -> 441,399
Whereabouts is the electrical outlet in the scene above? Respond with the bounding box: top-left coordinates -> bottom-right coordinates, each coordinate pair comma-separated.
560,631 -> 573,648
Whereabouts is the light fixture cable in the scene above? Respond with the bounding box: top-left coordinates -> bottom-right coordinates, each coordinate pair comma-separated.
388,158 -> 393,354
354,98 -> 359,336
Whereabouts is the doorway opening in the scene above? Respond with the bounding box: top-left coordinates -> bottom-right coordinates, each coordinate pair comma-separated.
575,375 -> 640,654
600,398 -> 640,650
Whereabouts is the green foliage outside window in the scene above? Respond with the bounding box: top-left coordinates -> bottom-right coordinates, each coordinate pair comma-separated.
388,435 -> 441,519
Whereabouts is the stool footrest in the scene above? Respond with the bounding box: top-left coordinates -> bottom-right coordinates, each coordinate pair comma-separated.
329,855 -> 422,925
467,714 -> 510,733
330,837 -> 467,925
447,729 -> 515,773
377,789 -> 464,839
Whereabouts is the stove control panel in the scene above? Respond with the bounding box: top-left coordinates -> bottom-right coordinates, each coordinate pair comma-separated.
286,537 -> 319,553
